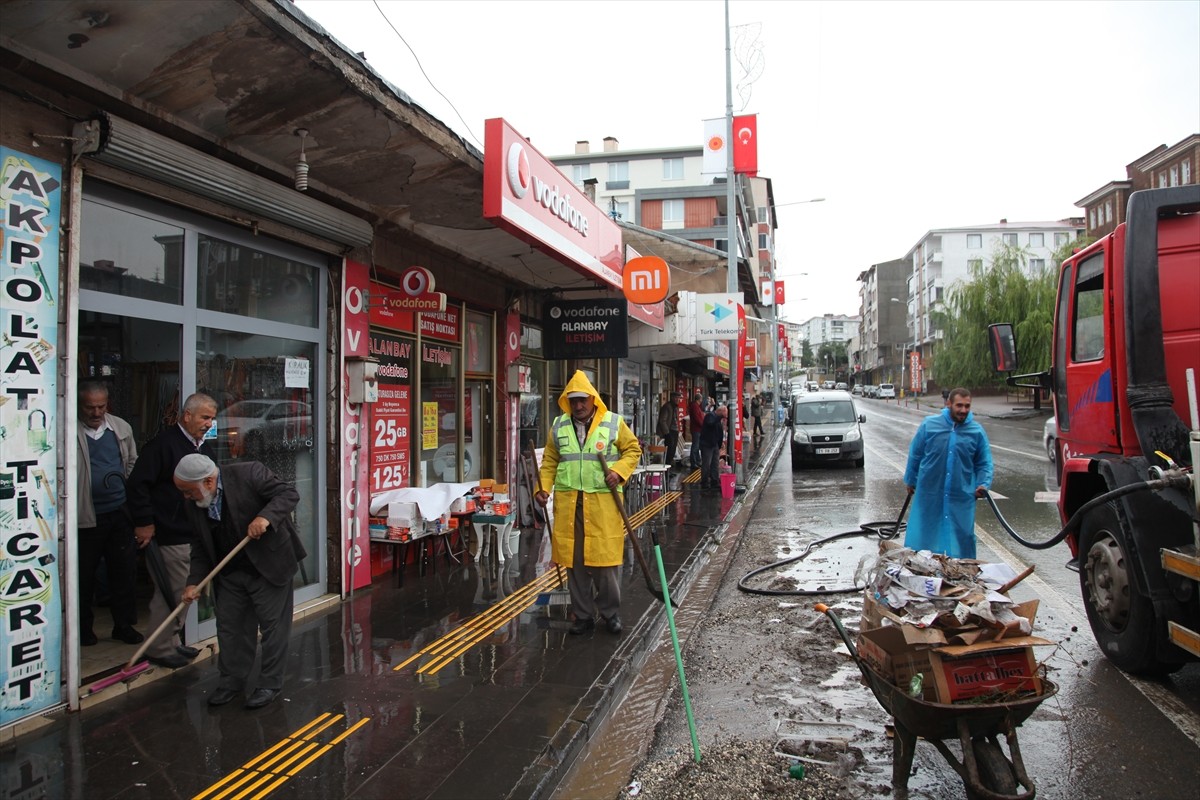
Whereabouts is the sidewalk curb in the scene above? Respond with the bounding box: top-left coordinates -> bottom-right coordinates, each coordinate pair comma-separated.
517,429 -> 788,799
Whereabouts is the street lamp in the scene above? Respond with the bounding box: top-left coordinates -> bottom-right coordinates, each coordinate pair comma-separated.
890,297 -> 919,402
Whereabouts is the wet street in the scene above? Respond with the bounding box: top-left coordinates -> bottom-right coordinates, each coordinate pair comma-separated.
595,397 -> 1200,800
3,400 -> 1198,800
0,439 -> 758,800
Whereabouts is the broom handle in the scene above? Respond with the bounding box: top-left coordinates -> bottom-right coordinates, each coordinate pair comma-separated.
125,535 -> 252,669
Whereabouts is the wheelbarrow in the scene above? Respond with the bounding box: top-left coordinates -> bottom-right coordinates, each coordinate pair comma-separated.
815,603 -> 1056,800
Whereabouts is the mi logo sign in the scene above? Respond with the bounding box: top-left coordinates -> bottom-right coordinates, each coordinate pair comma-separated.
622,256 -> 670,305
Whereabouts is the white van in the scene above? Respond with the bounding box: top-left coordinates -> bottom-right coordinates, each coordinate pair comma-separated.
878,383 -> 896,399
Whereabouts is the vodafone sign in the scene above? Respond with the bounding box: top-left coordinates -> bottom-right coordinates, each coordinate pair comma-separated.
484,118 -> 623,290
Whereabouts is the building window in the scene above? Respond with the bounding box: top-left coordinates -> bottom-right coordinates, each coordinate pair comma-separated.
1169,165 -> 1179,186
611,200 -> 630,221
662,199 -> 684,223
1089,209 -> 1096,229
1104,201 -> 1112,224
608,161 -> 629,182
572,164 -> 590,185
1030,258 -> 1046,275
1002,233 -> 1018,246
1183,160 -> 1192,183
1159,171 -> 1168,188
1029,232 -> 1044,247
714,238 -> 728,252
662,158 -> 684,180
758,232 -> 770,250
1055,232 -> 1070,248
757,206 -> 770,224
966,234 -> 982,249
968,258 -> 983,270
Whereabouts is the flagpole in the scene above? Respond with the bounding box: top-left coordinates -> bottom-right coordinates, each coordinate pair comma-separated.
724,0 -> 742,486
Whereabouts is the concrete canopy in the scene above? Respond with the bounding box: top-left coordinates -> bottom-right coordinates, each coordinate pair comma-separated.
0,0 -> 625,291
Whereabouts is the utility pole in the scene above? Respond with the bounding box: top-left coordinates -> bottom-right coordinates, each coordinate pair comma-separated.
724,0 -> 742,487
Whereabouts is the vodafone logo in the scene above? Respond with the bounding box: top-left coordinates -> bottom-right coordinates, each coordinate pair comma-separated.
549,306 -> 561,319
401,266 -> 435,296
506,142 -> 530,199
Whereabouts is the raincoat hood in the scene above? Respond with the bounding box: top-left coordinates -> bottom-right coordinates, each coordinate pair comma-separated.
557,371 -> 609,417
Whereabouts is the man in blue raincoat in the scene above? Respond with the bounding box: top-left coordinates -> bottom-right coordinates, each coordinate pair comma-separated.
903,388 -> 994,558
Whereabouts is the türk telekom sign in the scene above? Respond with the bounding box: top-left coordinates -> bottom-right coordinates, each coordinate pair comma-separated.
543,298 -> 628,360
483,118 -> 623,290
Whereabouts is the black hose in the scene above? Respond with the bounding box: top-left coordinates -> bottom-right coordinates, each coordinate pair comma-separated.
982,475 -> 1187,550
737,518 -> 906,597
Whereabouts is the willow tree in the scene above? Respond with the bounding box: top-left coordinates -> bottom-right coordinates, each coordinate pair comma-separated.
934,243 -> 1058,390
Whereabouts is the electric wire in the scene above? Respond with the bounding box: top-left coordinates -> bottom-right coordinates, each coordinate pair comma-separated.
370,1 -> 484,149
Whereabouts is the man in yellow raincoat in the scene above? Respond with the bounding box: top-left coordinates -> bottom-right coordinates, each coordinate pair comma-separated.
536,371 -> 641,635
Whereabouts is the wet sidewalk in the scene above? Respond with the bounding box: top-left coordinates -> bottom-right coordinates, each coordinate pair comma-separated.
1,427 -> 785,800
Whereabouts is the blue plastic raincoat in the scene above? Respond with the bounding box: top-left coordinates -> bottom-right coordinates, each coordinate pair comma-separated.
903,408 -> 994,558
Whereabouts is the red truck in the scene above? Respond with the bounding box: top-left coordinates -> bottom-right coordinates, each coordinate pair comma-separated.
992,184 -> 1199,675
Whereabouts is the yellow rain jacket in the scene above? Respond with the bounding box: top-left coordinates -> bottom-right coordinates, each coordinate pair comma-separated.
538,371 -> 641,567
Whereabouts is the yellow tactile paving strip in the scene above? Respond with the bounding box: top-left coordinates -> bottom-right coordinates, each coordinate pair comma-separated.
192,713 -> 371,800
390,470 -> 698,676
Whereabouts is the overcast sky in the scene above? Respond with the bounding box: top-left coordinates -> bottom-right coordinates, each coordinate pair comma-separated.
295,0 -> 1199,323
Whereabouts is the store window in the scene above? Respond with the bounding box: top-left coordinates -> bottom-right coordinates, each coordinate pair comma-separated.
465,311 -> 493,374
78,183 -> 328,619
419,342 -> 461,485
80,198 -> 183,303
197,234 -> 318,326
198,329 -> 318,588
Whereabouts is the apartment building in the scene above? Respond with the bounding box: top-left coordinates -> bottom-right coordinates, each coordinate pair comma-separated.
1076,133 -> 1199,238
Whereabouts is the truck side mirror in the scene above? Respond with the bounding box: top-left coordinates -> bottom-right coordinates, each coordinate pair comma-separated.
988,323 -> 1018,372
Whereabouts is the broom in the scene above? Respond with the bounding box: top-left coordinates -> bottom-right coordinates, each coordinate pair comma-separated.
88,535 -> 252,693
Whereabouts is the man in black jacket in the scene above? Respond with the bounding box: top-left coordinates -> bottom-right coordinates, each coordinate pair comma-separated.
177,454 -> 304,709
126,392 -> 218,669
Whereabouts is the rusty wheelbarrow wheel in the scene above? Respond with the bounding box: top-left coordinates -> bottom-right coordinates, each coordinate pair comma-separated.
969,738 -> 1017,798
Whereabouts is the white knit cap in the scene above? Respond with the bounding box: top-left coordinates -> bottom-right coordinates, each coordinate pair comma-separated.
174,453 -> 218,482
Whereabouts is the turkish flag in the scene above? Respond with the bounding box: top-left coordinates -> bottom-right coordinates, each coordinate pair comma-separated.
733,114 -> 758,177
775,280 -> 786,305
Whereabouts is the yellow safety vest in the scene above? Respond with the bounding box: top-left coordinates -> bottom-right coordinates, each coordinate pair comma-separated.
551,411 -> 622,494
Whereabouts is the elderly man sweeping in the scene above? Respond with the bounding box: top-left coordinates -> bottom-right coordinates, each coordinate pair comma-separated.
535,371 -> 641,635
175,454 -> 305,708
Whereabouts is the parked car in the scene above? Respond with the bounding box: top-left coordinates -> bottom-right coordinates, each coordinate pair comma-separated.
820,380 -> 836,390
866,385 -> 879,398
1043,417 -> 1057,464
851,384 -> 863,396
217,399 -> 312,458
835,382 -> 849,391
878,383 -> 896,399
786,390 -> 866,469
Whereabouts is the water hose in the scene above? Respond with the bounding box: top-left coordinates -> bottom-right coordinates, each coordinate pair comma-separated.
982,473 -> 1189,550
738,504 -> 910,597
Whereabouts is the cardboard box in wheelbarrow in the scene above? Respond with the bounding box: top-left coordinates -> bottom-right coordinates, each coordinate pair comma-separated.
856,600 -> 1053,704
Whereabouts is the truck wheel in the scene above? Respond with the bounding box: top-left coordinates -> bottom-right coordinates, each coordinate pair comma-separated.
1078,501 -> 1165,675
969,738 -> 1017,798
